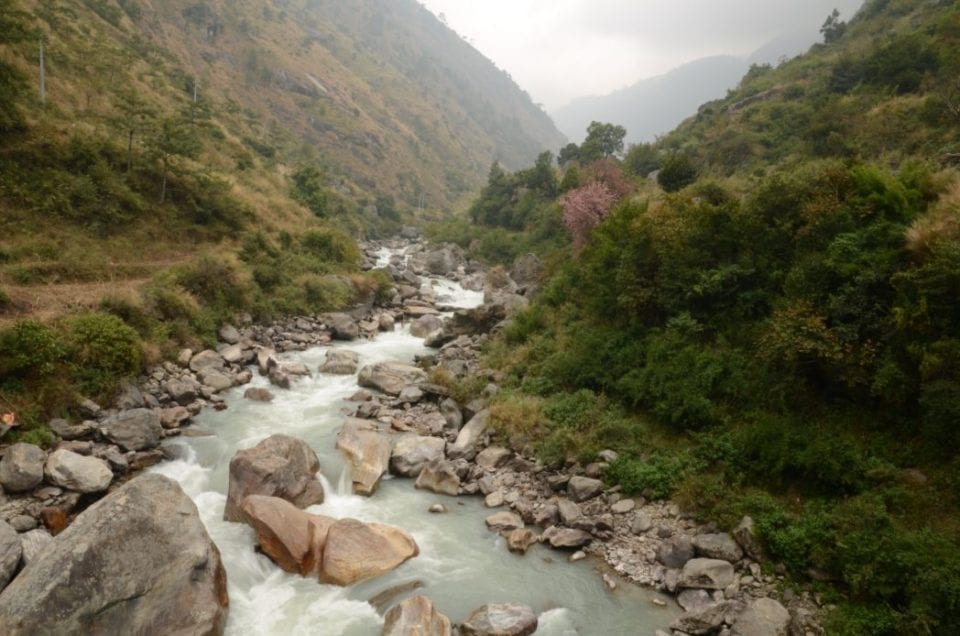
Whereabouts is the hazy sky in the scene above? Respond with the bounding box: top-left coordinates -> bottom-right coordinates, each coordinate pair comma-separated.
419,0 -> 864,109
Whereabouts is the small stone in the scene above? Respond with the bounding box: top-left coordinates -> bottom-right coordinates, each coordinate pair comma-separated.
611,499 -> 636,514
570,551 -> 587,562
428,503 -> 447,514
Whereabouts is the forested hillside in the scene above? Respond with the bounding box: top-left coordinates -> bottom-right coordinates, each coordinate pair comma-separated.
433,1 -> 960,633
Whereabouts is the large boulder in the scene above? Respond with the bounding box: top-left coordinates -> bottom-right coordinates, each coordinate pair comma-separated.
218,324 -> 241,344
323,313 -> 359,341
657,536 -> 695,569
733,516 -> 765,562
319,349 -> 360,375
693,532 -> 744,563
0,520 -> 21,592
460,603 -> 538,636
410,314 -> 443,338
446,410 -> 490,461
336,418 -> 391,496
382,596 -> 452,636
199,369 -> 234,392
224,434 -> 325,522
426,305 -> 507,348
44,449 -> 113,493
99,408 -> 163,452
0,474 -> 228,635
189,349 -> 226,373
541,526 -> 592,549
424,247 -> 461,276
671,601 -> 743,636
680,558 -> 736,590
239,495 -> 333,576
319,518 -> 418,586
165,378 -> 199,405
390,435 -> 446,477
414,459 -> 461,496
731,598 -> 790,636
358,362 -> 428,396
0,443 -> 46,493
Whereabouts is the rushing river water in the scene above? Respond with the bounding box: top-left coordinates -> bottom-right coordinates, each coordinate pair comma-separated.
151,266 -> 678,635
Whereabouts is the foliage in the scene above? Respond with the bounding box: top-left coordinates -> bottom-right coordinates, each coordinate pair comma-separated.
657,153 -> 698,192
291,165 -> 331,218
65,313 -> 142,398
561,181 -> 617,250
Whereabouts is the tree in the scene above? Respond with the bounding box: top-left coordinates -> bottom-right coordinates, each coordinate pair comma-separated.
623,143 -> 661,178
146,113 -> 202,203
580,121 -> 627,162
112,90 -> 157,173
821,9 -> 847,44
291,165 -> 330,217
520,151 -> 557,196
558,142 -> 581,167
657,153 -> 697,192
562,181 -> 618,251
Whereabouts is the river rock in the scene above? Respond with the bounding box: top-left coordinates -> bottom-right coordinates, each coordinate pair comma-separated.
0,443 -> 46,492
324,313 -> 359,341
567,475 -> 604,502
224,434 -> 325,522
257,347 -> 277,375
446,409 -> 489,461
506,528 -> 538,554
115,382 -> 146,410
0,520 -> 21,592
0,474 -> 228,635
44,450 -> 112,493
415,459 -> 461,496
657,535 -> 695,569
165,378 -> 198,405
680,558 -> 736,590
199,368 -> 234,392
731,598 -> 790,636
244,387 -> 275,402
410,314 -> 443,338
48,418 -> 93,440
485,511 -> 524,531
631,512 -> 653,534
440,398 -> 463,431
677,589 -> 716,613
460,603 -> 538,636
219,324 -> 241,344
320,349 -> 360,375
240,495 -> 333,576
382,595 -> 452,636
476,446 -> 512,470
733,516 -> 765,561
358,361 -> 428,396
220,343 -> 244,364
336,418 -> 391,496
99,408 -> 162,451
541,526 -> 592,549
611,499 -> 636,514
18,528 -> 51,566
189,349 -> 225,373
557,498 -> 582,524
671,601 -> 743,636
319,518 -> 419,586
693,532 -> 744,563
390,435 -> 446,477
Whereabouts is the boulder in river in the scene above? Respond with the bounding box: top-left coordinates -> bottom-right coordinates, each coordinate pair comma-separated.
358,361 -> 428,396
446,409 -> 489,461
390,435 -> 446,477
240,495 -> 333,576
319,349 -> 360,375
224,434 -> 325,522
0,443 -> 46,493
336,418 -> 391,496
243,387 -> 275,402
319,518 -> 419,586
323,313 -> 360,341
381,595 -> 452,636
414,459 -> 461,496
541,526 -> 593,550
460,602 -> 538,636
0,473 -> 228,635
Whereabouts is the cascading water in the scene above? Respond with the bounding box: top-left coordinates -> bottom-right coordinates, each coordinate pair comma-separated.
151,262 -> 678,635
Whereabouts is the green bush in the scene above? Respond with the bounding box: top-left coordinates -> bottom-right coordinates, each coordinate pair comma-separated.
0,320 -> 66,380
65,312 -> 143,398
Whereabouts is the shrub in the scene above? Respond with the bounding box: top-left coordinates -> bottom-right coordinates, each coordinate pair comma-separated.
65,313 -> 142,398
658,154 -> 698,192
0,320 -> 65,380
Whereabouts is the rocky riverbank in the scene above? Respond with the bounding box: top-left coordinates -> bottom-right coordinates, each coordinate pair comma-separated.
0,235 -> 824,635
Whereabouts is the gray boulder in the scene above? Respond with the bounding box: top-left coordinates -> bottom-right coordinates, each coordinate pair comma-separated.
671,601 -> 743,636
382,595 -> 451,636
390,435 -> 446,477
358,361 -> 428,396
567,475 -> 604,502
446,410 -> 490,461
460,603 -> 538,636
115,382 -> 146,410
189,349 -> 225,373
731,598 -> 790,636
44,449 -> 113,493
734,516 -> 765,561
693,532 -> 744,563
244,387 -> 275,402
319,349 -> 360,375
165,378 -> 199,405
657,535 -> 696,569
0,474 -> 228,635
324,313 -> 359,341
541,526 -> 592,549
224,434 -> 325,522
0,443 -> 46,492
0,520 -> 21,592
199,368 -> 234,392
218,324 -> 241,344
100,409 -> 162,451
680,558 -> 736,590
48,418 -> 94,440
410,314 -> 443,338
476,446 -> 512,471
18,529 -> 51,566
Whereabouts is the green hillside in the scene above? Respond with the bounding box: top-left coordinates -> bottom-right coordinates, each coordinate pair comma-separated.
435,1 -> 960,633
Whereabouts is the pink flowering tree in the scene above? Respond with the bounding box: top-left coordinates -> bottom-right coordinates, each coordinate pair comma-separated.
561,181 -> 618,251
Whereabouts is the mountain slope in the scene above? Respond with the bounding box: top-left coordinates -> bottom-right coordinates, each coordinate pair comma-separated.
551,55 -> 748,144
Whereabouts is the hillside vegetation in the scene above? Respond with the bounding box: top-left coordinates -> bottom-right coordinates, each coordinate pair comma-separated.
438,1 -> 960,633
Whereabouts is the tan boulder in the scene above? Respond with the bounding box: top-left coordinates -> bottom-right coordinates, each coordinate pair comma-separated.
319,518 -> 419,586
336,418 -> 391,496
240,495 -> 334,576
381,596 -> 452,636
